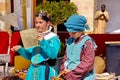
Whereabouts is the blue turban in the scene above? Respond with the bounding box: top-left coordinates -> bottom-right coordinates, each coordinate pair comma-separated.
64,14 -> 90,32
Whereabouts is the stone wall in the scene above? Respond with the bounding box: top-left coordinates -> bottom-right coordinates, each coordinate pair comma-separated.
71,0 -> 95,33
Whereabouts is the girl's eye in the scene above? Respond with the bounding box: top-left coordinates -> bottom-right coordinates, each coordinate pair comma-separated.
39,22 -> 43,24
35,22 -> 38,24
35,21 -> 42,24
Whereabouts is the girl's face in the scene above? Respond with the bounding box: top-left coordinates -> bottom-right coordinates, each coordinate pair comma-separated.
35,17 -> 50,33
69,31 -> 83,39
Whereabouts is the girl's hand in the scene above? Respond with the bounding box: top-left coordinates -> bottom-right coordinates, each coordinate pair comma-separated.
37,33 -> 44,41
61,69 -> 70,75
11,45 -> 21,51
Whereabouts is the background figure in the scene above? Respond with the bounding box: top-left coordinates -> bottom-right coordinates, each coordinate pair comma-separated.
60,14 -> 97,80
11,11 -> 61,80
94,4 -> 109,34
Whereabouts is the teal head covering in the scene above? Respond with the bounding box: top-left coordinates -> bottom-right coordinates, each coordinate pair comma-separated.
64,14 -> 90,32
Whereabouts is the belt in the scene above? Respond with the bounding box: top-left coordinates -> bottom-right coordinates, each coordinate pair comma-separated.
32,61 -> 50,80
32,61 -> 46,67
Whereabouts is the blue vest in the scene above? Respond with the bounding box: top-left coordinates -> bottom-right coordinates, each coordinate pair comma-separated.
64,35 -> 95,80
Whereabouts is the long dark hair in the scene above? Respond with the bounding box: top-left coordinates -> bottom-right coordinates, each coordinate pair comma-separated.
35,11 -> 51,22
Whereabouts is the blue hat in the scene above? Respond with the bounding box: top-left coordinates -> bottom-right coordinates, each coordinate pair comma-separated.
64,14 -> 90,32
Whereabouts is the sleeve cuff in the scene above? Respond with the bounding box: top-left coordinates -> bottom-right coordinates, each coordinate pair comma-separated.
39,39 -> 46,45
17,47 -> 24,53
64,72 -> 73,80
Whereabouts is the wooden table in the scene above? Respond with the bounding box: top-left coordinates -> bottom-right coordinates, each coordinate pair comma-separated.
95,74 -> 115,80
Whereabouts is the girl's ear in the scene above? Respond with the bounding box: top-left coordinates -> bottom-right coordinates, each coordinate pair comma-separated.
47,21 -> 51,26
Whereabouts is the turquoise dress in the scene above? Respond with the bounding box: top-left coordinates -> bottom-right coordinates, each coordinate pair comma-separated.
17,32 -> 61,80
